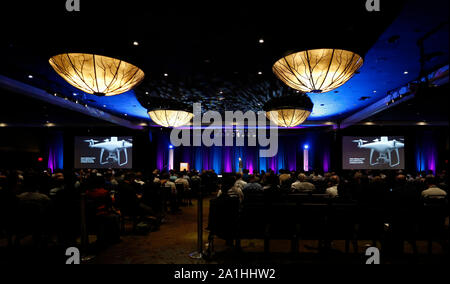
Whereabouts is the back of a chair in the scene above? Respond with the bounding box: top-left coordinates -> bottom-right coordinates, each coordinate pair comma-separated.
208,197 -> 240,239
175,182 -> 184,193
243,193 -> 264,204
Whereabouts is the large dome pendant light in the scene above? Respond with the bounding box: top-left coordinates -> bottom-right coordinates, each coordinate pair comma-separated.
149,110 -> 194,128
140,97 -> 194,128
49,53 -> 145,96
264,92 -> 314,128
272,48 -> 363,93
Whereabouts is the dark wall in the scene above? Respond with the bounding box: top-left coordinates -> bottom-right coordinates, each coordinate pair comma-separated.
1,124 -> 448,174
0,128 -> 47,169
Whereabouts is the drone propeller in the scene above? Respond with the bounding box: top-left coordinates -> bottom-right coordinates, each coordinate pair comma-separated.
84,139 -> 99,143
352,139 -> 368,143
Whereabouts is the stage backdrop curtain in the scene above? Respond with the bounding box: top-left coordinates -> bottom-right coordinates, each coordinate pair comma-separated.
158,131 -> 332,174
415,130 -> 438,174
47,131 -> 64,172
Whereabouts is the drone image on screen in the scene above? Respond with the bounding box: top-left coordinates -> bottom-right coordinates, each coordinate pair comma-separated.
84,137 -> 132,166
353,136 -> 404,167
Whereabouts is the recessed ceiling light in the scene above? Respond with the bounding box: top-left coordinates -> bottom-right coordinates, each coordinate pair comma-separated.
164,73 -> 168,77
103,105 -> 106,107
404,71 -> 409,74
373,90 -> 377,93
259,38 -> 264,43
219,91 -> 223,94
133,41 -> 139,46
0,123 -> 7,127
124,114 -> 128,116
28,75 -> 33,79
145,91 -> 149,95
73,93 -> 78,96
258,71 -> 262,75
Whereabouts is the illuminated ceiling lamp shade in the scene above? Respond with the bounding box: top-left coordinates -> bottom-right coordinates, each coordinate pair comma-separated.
149,110 -> 193,128
264,93 -> 313,128
273,49 -> 363,93
49,53 -> 145,96
145,98 -> 193,128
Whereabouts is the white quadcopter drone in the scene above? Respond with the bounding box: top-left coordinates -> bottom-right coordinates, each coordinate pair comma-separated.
353,136 -> 404,167
84,137 -> 132,166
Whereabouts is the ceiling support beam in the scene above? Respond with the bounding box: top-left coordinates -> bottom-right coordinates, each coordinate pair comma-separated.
0,74 -> 143,130
340,64 -> 449,129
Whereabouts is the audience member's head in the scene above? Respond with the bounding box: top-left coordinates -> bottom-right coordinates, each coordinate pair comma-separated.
329,175 -> 340,186
298,173 -> 307,182
425,175 -> 436,188
395,174 -> 406,186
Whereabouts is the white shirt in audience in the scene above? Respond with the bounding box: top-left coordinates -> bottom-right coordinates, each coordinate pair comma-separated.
291,181 -> 315,192
234,179 -> 247,190
326,185 -> 338,198
421,186 -> 447,198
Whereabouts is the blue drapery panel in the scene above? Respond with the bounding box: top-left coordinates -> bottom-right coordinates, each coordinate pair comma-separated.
415,130 -> 437,174
155,131 -> 171,171
47,131 -> 64,172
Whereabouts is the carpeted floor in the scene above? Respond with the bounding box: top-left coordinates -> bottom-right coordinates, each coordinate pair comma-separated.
88,197 -> 449,264
1,197 -> 448,264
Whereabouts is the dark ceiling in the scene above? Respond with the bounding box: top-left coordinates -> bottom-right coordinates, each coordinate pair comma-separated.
0,0 -> 448,125
363,83 -> 450,123
0,89 -> 117,127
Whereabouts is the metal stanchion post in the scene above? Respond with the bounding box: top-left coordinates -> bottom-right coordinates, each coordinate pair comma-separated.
189,186 -> 203,259
80,192 -> 95,262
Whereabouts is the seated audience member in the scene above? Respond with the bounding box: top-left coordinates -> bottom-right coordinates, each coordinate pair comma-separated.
0,174 -> 18,246
217,176 -> 240,200
17,174 -> 51,210
234,173 -> 247,191
86,175 -> 121,246
175,173 -> 190,191
152,169 -> 161,183
242,169 -> 250,182
291,173 -> 316,193
169,171 -> 178,183
325,175 -> 340,198
16,173 -> 51,246
421,175 -> 447,199
279,169 -> 291,185
49,173 -> 65,197
104,171 -> 119,193
262,173 -> 280,194
175,172 -> 191,205
227,185 -> 244,203
118,173 -> 156,218
162,173 -> 178,213
163,173 -> 177,193
242,176 -> 263,194
252,170 -> 261,183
